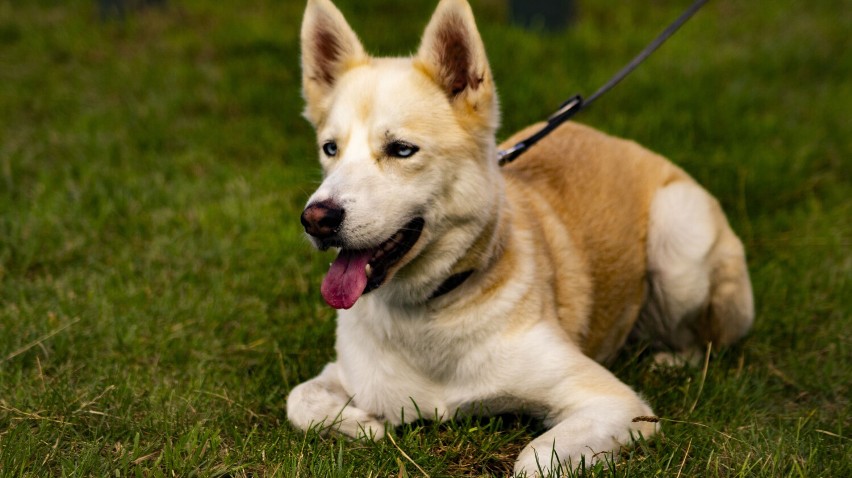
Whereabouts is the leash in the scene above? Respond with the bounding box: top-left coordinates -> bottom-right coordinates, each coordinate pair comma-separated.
497,0 -> 710,166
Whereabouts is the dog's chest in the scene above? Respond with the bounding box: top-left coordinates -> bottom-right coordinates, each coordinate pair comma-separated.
336,301 -> 509,423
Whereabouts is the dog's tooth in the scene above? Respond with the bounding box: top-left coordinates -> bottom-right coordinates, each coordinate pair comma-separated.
365,263 -> 372,278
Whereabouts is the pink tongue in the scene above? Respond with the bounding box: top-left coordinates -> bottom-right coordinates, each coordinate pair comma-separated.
321,249 -> 372,309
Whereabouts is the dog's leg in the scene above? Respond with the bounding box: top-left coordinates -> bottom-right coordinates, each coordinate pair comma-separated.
286,362 -> 385,440
512,346 -> 658,476
639,181 -> 754,365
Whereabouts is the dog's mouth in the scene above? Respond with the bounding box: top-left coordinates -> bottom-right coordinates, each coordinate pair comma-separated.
321,217 -> 425,309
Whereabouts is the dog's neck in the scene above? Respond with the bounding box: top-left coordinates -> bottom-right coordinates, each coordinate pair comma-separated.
430,165 -> 513,304
428,269 -> 475,300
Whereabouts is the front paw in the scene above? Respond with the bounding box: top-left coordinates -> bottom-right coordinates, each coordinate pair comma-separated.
513,446 -> 547,477
513,442 -> 586,478
513,433 -> 619,478
336,406 -> 386,440
287,400 -> 386,440
286,373 -> 386,440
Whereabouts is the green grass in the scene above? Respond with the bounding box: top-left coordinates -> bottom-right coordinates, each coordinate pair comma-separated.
0,0 -> 849,476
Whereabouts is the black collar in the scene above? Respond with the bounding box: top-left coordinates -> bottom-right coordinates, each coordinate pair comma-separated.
428,270 -> 474,301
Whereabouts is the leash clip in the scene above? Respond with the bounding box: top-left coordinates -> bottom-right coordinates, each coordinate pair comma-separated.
548,95 -> 584,123
498,94 -> 584,166
497,143 -> 525,166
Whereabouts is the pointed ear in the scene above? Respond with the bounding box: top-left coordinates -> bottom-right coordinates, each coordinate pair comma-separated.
415,0 -> 497,127
301,0 -> 367,124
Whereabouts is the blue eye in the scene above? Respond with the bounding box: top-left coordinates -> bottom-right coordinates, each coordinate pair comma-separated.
386,141 -> 419,159
322,141 -> 338,157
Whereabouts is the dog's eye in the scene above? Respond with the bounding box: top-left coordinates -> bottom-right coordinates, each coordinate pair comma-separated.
322,141 -> 338,157
386,141 -> 419,159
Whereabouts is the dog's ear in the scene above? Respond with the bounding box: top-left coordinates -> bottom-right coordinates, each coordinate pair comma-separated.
415,0 -> 497,130
301,0 -> 367,124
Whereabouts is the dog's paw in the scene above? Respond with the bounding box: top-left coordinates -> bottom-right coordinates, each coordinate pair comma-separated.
652,348 -> 704,368
513,447 -> 609,477
513,440 -> 587,477
286,365 -> 387,441
339,408 -> 386,441
290,407 -> 386,441
512,449 -> 547,477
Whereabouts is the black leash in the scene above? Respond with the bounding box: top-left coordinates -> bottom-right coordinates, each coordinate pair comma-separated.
497,0 -> 710,166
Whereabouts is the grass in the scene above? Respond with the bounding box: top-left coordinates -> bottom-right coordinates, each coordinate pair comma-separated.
0,0 -> 849,476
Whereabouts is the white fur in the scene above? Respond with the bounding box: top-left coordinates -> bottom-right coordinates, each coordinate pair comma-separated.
640,181 -> 754,362
648,182 -> 716,320
290,251 -> 657,475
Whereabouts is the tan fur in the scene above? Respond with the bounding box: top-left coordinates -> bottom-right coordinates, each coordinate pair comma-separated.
499,122 -> 692,361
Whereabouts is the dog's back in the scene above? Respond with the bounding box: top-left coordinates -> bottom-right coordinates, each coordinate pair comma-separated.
501,121 -> 752,364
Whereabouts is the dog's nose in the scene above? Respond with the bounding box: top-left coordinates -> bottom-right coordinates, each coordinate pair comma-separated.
301,201 -> 345,239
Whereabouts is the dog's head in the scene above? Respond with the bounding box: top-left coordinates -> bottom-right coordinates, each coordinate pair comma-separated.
299,0 -> 502,309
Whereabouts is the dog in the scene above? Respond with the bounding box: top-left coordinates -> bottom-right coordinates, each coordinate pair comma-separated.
287,0 -> 754,475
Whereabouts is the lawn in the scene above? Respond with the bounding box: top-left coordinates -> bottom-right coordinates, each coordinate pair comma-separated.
0,0 -> 849,476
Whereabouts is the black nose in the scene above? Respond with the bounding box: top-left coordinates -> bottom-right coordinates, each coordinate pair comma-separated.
301,200 -> 345,239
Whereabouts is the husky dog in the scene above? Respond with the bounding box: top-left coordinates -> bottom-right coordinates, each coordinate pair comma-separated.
287,0 -> 754,474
